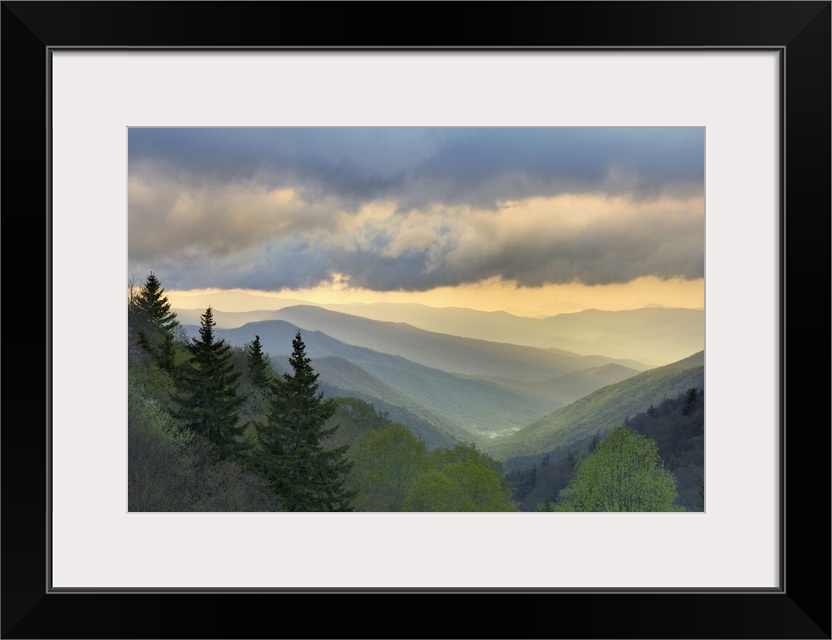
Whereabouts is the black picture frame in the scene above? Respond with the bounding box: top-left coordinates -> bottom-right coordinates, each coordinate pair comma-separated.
2,2 -> 829,638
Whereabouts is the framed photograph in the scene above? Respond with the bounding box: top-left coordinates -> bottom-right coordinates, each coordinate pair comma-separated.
3,2 -> 829,638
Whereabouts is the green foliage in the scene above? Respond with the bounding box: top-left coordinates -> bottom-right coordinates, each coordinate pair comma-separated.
403,442 -> 518,512
553,426 -> 684,512
128,375 -> 279,512
129,356 -> 177,407
335,406 -> 518,512
624,389 -> 704,510
255,331 -> 354,511
130,272 -> 181,371
334,397 -> 394,431
404,458 -> 518,512
536,499 -> 556,512
129,376 -> 203,511
323,397 -> 396,449
431,441 -> 503,475
511,387 -> 704,511
173,307 -> 247,459
345,424 -> 430,511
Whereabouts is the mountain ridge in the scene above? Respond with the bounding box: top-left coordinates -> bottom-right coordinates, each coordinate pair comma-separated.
485,351 -> 705,467
174,300 -> 703,365
185,319 -> 561,437
268,304 -> 650,380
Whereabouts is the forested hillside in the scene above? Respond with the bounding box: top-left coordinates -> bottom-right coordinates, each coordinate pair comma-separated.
486,351 -> 704,469
508,386 -> 704,511
128,274 -> 520,512
270,354 -> 472,449
194,320 -> 563,438
129,273 -> 701,513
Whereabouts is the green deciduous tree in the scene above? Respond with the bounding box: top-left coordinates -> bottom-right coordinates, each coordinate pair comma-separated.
129,272 -> 181,371
403,442 -> 518,512
255,331 -> 354,511
345,424 -> 430,511
553,425 -> 683,512
173,306 -> 246,459
129,373 -> 279,512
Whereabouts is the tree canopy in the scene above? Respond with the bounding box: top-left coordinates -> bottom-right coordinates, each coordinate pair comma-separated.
550,425 -> 684,512
403,442 -> 518,512
345,423 -> 429,511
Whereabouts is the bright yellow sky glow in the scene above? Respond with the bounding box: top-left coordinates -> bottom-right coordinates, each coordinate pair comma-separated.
167,275 -> 704,318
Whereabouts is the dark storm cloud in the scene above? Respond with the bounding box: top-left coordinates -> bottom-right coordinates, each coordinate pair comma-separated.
128,128 -> 704,291
130,236 -> 437,292
131,194 -> 704,293
129,127 -> 703,208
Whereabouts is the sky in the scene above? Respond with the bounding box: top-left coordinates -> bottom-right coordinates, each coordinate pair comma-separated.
128,128 -> 704,317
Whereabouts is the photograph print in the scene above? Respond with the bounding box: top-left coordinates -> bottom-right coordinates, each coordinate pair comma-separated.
127,127 -> 705,513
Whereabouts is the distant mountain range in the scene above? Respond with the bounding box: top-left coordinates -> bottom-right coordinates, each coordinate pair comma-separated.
320,302 -> 703,365
183,312 -> 655,440
174,308 -> 279,327
270,355 -> 471,449
187,320 -> 564,439
266,305 -> 648,380
175,301 -> 703,365
179,300 -> 704,466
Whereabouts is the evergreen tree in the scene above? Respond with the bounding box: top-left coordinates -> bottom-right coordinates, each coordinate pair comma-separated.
246,335 -> 271,389
682,387 -> 700,416
174,306 -> 246,459
130,272 -> 180,371
255,331 -> 354,511
239,335 -> 273,433
588,433 -> 600,452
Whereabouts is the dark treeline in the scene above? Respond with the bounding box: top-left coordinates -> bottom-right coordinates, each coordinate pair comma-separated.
128,273 -> 518,512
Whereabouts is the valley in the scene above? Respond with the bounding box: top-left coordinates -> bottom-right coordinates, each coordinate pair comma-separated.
178,301 -> 704,464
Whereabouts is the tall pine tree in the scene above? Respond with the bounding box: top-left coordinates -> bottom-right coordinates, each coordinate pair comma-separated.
239,335 -> 273,433
246,335 -> 271,390
130,272 -> 180,371
255,331 -> 354,511
174,306 -> 246,459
